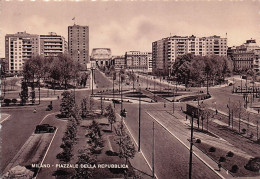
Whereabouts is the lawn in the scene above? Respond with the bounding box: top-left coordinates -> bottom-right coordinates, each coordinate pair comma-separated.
53,116 -> 138,179
194,141 -> 260,177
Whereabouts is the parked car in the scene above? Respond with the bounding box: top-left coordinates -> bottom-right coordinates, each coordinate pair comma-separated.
35,124 -> 56,134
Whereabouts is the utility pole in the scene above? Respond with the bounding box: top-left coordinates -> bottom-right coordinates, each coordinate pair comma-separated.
257,120 -> 259,141
189,114 -> 194,179
100,91 -> 103,115
121,75 -> 123,112
153,76 -> 155,101
91,68 -> 94,95
152,121 -> 155,178
172,88 -> 175,114
138,86 -> 141,152
113,72 -> 115,108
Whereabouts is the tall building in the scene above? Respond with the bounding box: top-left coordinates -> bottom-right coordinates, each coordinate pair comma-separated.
5,32 -> 40,73
230,39 -> 260,72
90,48 -> 112,67
152,35 -> 227,75
68,24 -> 89,66
125,51 -> 152,72
40,32 -> 66,57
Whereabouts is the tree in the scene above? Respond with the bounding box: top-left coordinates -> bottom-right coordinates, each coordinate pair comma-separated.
120,135 -> 136,164
115,123 -> 136,164
71,149 -> 95,179
19,80 -> 28,105
86,121 -> 104,155
81,97 -> 88,118
128,72 -> 137,92
104,104 -> 116,131
60,91 -> 75,118
72,104 -> 81,124
23,55 -> 45,104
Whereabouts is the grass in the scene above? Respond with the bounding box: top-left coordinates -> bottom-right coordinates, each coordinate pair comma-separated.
194,141 -> 260,177
54,116 -> 137,179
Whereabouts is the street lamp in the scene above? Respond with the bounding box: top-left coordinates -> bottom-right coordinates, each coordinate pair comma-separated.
172,88 -> 175,114
90,62 -> 96,95
227,104 -> 230,127
138,84 -> 141,152
189,113 -> 194,179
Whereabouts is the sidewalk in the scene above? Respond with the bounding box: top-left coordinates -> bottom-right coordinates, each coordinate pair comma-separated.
115,113 -> 156,179
208,107 -> 257,127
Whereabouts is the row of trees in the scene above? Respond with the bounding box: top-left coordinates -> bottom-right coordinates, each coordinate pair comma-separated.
56,118 -> 78,163
172,54 -> 233,87
23,54 -> 89,90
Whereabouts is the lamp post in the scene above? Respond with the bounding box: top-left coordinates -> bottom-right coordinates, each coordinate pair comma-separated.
227,98 -> 231,126
138,84 -> 141,152
153,76 -> 155,101
189,113 -> 194,179
91,67 -> 95,95
172,88 -> 175,114
152,121 -> 155,178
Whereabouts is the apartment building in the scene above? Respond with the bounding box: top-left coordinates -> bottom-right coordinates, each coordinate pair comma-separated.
5,32 -> 40,73
40,32 -> 65,57
152,35 -> 227,75
68,24 -> 89,66
125,51 -> 152,72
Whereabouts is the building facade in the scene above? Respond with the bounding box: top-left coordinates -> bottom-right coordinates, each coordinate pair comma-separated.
231,39 -> 260,72
68,24 -> 89,66
90,48 -> 112,67
5,32 -> 40,73
112,55 -> 125,69
125,51 -> 152,72
152,35 -> 227,75
40,32 -> 66,57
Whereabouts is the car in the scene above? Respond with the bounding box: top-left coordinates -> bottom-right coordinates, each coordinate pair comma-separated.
112,99 -> 121,104
35,124 -> 56,134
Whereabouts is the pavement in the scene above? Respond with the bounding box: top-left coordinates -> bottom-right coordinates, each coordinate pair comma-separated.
114,113 -> 156,179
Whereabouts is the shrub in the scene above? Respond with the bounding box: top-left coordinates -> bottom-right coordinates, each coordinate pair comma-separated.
231,165 -> 239,173
227,151 -> 234,157
195,139 -> 201,143
245,157 -> 260,172
11,98 -> 17,104
209,147 -> 216,152
219,156 -> 226,162
4,98 -> 11,106
105,150 -> 118,156
242,128 -> 246,134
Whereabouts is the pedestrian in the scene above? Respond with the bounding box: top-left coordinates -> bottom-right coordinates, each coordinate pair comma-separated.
216,109 -> 218,115
186,115 -> 188,121
57,95 -> 59,100
218,163 -> 222,171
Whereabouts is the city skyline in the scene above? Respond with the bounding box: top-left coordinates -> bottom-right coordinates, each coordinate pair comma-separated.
1,1 -> 260,58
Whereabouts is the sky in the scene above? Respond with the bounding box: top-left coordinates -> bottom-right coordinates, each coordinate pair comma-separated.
0,0 -> 260,58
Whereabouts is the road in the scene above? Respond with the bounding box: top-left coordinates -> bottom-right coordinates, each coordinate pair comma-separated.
0,99 -> 62,174
114,102 -> 221,179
